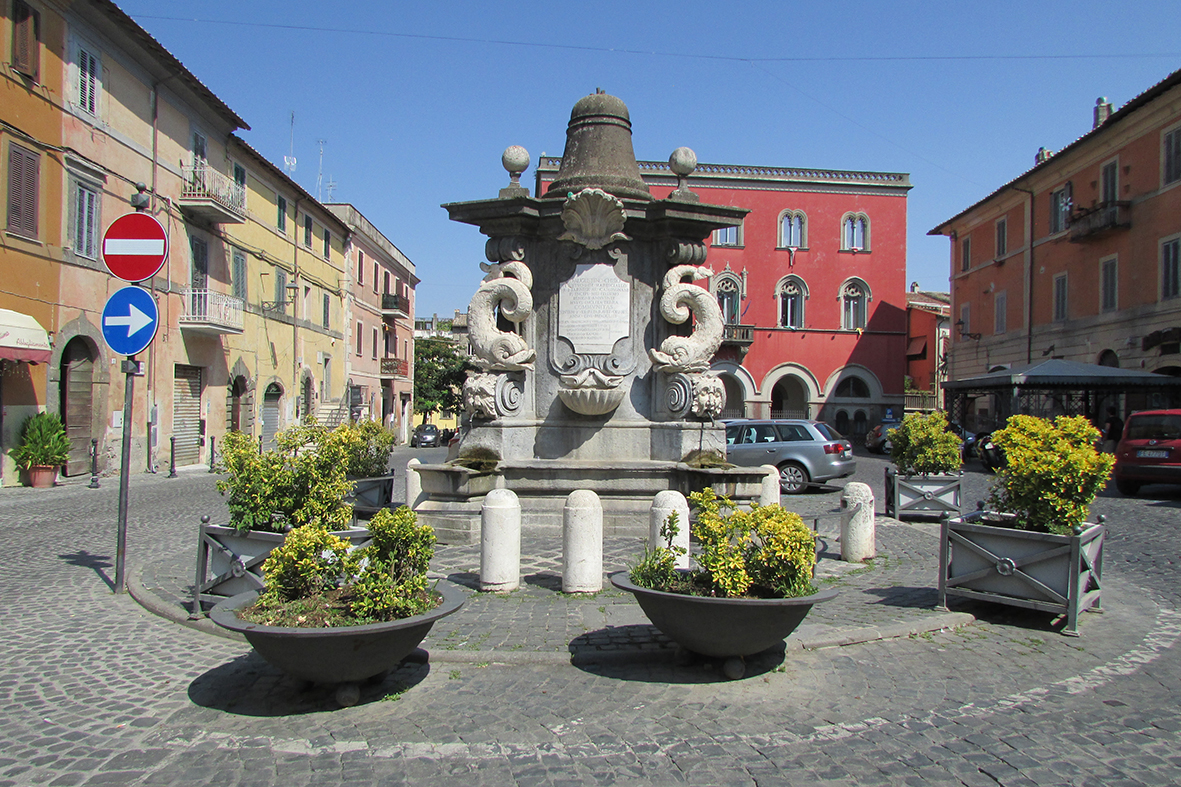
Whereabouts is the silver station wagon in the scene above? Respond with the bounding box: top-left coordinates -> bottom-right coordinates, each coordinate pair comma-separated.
724,419 -> 857,494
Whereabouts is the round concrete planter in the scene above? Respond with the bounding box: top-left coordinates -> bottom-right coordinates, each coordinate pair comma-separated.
610,571 -> 837,676
210,581 -> 465,705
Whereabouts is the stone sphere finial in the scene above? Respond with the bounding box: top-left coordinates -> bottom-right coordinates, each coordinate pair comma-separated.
667,147 -> 699,203
500,146 -> 530,198
669,147 -> 697,177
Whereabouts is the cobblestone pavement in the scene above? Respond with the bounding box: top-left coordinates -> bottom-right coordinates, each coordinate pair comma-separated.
0,449 -> 1179,785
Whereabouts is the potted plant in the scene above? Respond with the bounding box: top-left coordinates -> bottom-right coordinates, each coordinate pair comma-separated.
937,414 -> 1114,636
210,506 -> 464,706
194,421 -> 371,611
610,489 -> 837,679
341,420 -> 397,516
884,411 -> 964,519
11,412 -> 70,488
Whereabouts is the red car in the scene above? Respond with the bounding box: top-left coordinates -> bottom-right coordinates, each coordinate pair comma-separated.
1113,409 -> 1181,495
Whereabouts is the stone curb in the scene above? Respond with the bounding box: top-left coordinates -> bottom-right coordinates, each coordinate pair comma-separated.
126,564 -> 245,643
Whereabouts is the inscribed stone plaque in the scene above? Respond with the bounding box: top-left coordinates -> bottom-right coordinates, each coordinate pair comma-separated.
559,263 -> 630,354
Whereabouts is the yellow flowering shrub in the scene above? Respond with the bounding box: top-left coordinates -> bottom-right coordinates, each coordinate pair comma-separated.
259,525 -> 354,603
988,414 -> 1114,535
888,411 -> 962,475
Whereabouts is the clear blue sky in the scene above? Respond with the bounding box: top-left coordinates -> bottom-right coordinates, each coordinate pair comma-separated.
118,1 -> 1180,320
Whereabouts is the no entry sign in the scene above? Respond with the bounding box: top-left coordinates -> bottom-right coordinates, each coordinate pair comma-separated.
102,213 -> 168,282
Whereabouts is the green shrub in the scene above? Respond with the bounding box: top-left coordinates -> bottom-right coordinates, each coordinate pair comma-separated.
629,510 -> 685,590
216,422 -> 356,533
341,420 -> 396,478
888,411 -> 962,475
630,489 -> 816,600
988,414 -> 1114,535
10,412 -> 70,470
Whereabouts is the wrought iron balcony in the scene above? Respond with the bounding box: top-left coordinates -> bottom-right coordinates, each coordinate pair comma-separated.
721,323 -> 755,346
179,289 -> 244,334
1069,201 -> 1130,242
381,292 -> 410,317
179,163 -> 246,224
380,356 -> 409,378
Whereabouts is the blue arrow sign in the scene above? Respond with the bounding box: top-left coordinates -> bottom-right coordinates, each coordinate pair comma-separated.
102,285 -> 159,356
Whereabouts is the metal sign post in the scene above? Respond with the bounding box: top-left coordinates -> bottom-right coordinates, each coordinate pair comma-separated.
114,356 -> 141,593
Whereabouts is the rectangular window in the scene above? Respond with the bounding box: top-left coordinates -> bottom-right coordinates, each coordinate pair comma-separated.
373,262 -> 378,293
372,327 -> 378,360
1050,184 -> 1071,234
1101,256 -> 1118,312
358,250 -> 364,285
714,225 -> 739,246
322,293 -> 330,328
1166,129 -> 1181,186
995,217 -> 1007,257
1101,160 -> 1119,204
7,142 -> 39,238
192,131 -> 207,164
276,195 -> 287,232
72,181 -> 99,258
77,45 -> 99,115
274,268 -> 287,315
12,1 -> 40,81
232,248 -> 247,301
233,163 -> 247,188
356,321 -> 363,356
1164,239 -> 1181,300
994,291 -> 1006,335
960,237 -> 971,272
1053,274 -> 1068,321
303,215 -> 312,247
323,228 -> 330,258
384,271 -> 391,295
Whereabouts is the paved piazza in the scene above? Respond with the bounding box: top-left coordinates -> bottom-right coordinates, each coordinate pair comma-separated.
1,446 -> 1180,786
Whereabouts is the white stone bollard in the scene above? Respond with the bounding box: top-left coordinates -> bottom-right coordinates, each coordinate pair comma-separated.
563,490 -> 603,593
840,481 -> 876,562
405,458 -> 422,509
650,491 -> 690,570
760,464 -> 781,506
480,488 -> 521,592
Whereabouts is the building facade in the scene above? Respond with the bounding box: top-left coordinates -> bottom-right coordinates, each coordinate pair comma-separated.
905,285 -> 951,411
0,0 -> 412,484
537,158 -> 911,438
930,68 -> 1181,421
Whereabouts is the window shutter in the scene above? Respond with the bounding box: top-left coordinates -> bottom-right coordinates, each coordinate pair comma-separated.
12,1 -> 39,81
8,144 -> 38,237
79,48 -> 97,114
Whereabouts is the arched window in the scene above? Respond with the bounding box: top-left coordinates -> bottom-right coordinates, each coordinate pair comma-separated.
841,279 -> 870,329
834,376 -> 870,398
779,211 -> 806,248
841,213 -> 870,251
715,275 -> 741,325
778,275 -> 807,328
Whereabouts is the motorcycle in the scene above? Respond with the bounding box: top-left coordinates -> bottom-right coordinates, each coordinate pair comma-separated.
976,431 -> 1006,473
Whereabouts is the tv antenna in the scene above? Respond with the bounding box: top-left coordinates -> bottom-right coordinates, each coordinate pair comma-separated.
325,176 -> 337,202
283,111 -> 297,172
316,139 -> 326,201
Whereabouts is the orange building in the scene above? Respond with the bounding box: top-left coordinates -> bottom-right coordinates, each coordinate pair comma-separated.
930,67 -> 1181,426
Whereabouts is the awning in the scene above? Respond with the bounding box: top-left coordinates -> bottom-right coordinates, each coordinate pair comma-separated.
906,336 -> 927,357
0,309 -> 52,364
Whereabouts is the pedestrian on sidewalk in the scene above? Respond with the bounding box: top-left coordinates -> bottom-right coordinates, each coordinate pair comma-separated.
1103,406 -> 1124,453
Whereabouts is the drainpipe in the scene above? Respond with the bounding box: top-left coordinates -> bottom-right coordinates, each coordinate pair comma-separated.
1011,186 -> 1035,364
292,199 -> 303,417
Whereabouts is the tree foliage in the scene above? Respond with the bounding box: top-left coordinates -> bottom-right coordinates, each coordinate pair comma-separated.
413,338 -> 473,418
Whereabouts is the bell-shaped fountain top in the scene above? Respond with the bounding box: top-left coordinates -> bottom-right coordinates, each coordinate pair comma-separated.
543,90 -> 652,202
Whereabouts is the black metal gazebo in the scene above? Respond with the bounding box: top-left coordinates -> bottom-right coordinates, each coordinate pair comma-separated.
944,359 -> 1181,432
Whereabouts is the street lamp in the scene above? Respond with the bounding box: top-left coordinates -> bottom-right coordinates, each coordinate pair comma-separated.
955,319 -> 981,341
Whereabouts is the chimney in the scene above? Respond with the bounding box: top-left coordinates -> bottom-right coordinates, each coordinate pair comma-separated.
1093,97 -> 1113,129
910,282 -> 919,292
1035,147 -> 1054,164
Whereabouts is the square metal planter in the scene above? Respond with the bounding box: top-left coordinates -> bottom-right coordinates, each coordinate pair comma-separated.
936,511 -> 1104,636
884,467 -> 962,519
192,522 -> 372,615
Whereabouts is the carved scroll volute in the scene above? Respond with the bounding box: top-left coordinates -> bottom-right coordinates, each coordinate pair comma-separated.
648,265 -> 723,373
467,259 -> 535,371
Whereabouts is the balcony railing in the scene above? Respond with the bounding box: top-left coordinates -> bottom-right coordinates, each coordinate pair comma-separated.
179,289 -> 244,334
1069,201 -> 1130,242
381,292 -> 409,316
380,357 -> 409,377
721,323 -> 755,346
904,392 -> 939,412
179,163 -> 246,224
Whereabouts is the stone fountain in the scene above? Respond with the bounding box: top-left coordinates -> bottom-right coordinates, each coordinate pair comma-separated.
414,91 -> 771,542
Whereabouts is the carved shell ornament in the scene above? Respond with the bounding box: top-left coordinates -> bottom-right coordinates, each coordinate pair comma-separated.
557,188 -> 631,250
648,265 -> 724,373
467,260 -> 535,371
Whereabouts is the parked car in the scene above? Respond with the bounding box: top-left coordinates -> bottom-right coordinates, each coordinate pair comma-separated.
724,419 -> 856,494
1113,409 -> 1181,495
865,419 -> 902,454
410,423 -> 441,448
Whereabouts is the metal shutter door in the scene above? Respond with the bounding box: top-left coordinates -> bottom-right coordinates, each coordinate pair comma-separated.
172,365 -> 202,466
261,387 -> 281,450
63,347 -> 94,476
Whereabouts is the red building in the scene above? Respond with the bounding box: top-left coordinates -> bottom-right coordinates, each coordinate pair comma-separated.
536,159 -> 911,438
